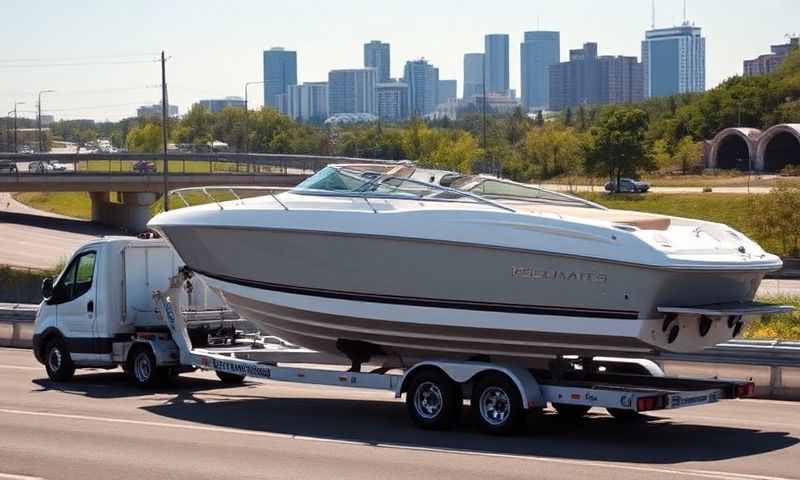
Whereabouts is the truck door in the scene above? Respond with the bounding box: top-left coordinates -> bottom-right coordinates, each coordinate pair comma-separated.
51,250 -> 99,362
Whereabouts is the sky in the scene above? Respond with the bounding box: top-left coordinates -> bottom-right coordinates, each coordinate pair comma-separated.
1,0 -> 798,122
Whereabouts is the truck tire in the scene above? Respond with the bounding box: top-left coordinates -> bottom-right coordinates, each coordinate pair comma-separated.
44,337 -> 75,382
552,403 -> 591,420
405,369 -> 462,430
472,372 -> 525,435
216,371 -> 246,384
606,408 -> 646,422
127,345 -> 165,388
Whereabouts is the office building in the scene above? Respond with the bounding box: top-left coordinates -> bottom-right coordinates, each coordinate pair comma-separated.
263,47 -> 298,110
364,40 -> 391,83
549,43 -> 643,110
438,79 -> 457,104
136,103 -> 178,119
641,24 -> 705,98
197,96 -> 246,113
287,82 -> 329,121
376,81 -> 409,121
520,31 -> 560,111
744,37 -> 799,77
485,34 -> 510,94
328,69 -> 377,115
403,59 -> 439,116
463,53 -> 485,99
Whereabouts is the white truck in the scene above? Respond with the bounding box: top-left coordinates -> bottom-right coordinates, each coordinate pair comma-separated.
33,236 -> 759,435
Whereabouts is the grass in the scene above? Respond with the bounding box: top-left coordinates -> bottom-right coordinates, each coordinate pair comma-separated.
745,294 -> 800,340
13,192 -> 91,220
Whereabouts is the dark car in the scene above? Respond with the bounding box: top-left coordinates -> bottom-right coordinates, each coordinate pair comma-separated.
0,160 -> 18,174
133,160 -> 156,173
604,178 -> 650,193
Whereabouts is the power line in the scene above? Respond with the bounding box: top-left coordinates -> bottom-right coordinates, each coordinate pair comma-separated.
0,85 -> 161,98
0,53 -> 158,64
0,59 -> 158,70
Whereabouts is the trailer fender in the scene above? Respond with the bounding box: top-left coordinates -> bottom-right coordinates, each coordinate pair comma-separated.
127,338 -> 180,367
396,361 -> 545,409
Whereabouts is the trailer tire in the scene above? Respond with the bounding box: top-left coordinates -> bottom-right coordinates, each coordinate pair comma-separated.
405,369 -> 462,430
472,372 -> 525,435
552,403 -> 591,420
44,337 -> 75,382
606,408 -> 646,422
216,371 -> 246,384
127,345 -> 163,388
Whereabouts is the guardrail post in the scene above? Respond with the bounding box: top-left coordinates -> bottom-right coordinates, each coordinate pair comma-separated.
769,366 -> 783,398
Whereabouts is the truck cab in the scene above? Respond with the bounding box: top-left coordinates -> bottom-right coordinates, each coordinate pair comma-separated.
33,236 -> 235,382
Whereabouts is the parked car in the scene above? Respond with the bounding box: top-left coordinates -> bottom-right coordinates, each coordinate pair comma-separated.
19,145 -> 34,154
604,178 -> 650,193
28,160 -> 67,174
133,160 -> 156,173
0,160 -> 18,173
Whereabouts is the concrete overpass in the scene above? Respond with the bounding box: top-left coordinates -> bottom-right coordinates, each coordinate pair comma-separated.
0,153 -> 393,231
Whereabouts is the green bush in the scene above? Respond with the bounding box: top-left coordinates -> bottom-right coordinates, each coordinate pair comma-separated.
748,184 -> 800,256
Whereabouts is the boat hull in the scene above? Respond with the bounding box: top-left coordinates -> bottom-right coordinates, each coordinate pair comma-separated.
158,224 -> 767,362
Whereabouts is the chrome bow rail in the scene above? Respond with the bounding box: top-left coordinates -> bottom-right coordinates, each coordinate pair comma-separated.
169,186 -> 292,211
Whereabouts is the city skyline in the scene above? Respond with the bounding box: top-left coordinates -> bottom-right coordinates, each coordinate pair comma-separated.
1,0 -> 799,121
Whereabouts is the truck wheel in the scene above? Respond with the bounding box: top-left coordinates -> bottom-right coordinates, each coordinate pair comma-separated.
44,338 -> 75,382
127,345 -> 163,387
472,372 -> 525,435
405,369 -> 462,430
606,408 -> 646,422
552,403 -> 591,420
216,371 -> 246,384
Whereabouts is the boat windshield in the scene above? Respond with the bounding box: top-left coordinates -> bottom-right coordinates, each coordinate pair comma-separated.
449,176 -> 605,210
292,165 -> 515,211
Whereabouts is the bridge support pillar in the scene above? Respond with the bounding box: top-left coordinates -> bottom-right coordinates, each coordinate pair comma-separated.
89,192 -> 159,233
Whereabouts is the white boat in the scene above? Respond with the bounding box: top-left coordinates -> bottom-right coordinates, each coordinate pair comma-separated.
148,164 -> 786,369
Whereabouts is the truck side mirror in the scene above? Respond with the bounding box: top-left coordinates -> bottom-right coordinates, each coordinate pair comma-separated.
41,277 -> 54,299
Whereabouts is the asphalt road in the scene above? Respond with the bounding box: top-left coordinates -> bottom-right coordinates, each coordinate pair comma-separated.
0,192 -> 120,269
0,347 -> 798,480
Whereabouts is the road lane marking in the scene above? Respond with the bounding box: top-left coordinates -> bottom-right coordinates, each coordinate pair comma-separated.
0,473 -> 45,480
0,407 -> 793,480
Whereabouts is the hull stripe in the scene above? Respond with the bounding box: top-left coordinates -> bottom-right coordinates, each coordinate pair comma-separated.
194,269 -> 640,320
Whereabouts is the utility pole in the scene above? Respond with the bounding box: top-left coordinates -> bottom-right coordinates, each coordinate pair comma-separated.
13,101 -> 25,153
37,90 -> 54,152
161,51 -> 169,212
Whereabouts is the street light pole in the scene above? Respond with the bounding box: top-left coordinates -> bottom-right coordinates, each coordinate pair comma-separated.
12,101 -> 25,153
37,90 -> 55,152
244,81 -> 264,154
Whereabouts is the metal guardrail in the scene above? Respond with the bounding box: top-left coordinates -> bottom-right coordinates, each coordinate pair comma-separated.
0,153 -> 395,176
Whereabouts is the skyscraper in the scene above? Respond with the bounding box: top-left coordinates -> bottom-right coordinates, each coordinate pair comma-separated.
263,47 -> 297,110
364,40 -> 391,83
376,81 -> 410,121
641,23 -> 705,98
463,53 -> 484,99
327,69 -> 377,115
287,82 -> 329,121
403,59 -> 439,116
548,43 -> 643,110
437,79 -> 457,104
484,34 -> 510,95
520,31 -> 560,111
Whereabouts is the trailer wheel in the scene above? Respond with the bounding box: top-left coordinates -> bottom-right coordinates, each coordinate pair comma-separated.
606,408 -> 645,422
216,371 -> 246,384
472,372 -> 524,435
405,369 -> 462,430
127,345 -> 164,387
44,337 -> 75,382
552,403 -> 591,420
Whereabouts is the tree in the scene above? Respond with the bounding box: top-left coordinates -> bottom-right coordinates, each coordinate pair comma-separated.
126,123 -> 161,153
520,124 -> 584,181
749,184 -> 800,256
535,110 -> 544,127
584,107 -> 652,190
174,104 -> 215,145
673,136 -> 703,174
506,107 -> 527,145
577,105 -> 586,131
564,108 -> 573,126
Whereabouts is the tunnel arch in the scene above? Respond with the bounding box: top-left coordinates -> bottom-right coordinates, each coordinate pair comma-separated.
757,124 -> 800,172
708,128 -> 760,170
